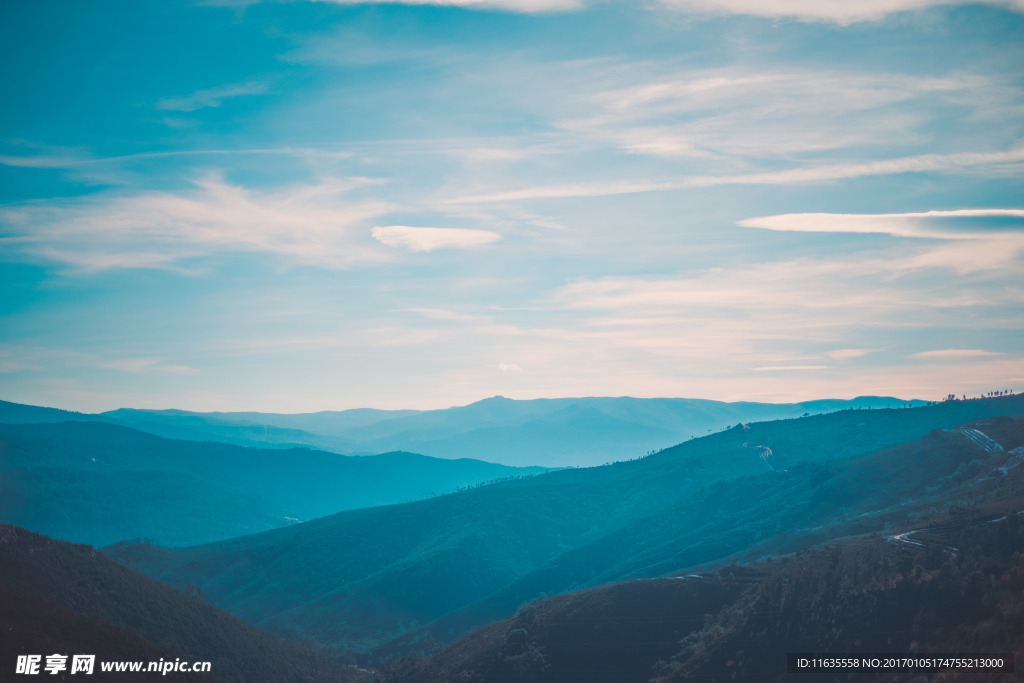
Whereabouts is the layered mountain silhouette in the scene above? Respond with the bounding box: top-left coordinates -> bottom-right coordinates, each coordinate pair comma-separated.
106,395 -> 1024,662
1,395 -> 928,467
6,393 -> 1022,681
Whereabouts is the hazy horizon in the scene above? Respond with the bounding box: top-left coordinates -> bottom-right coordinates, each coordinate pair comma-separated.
3,391 -> 940,416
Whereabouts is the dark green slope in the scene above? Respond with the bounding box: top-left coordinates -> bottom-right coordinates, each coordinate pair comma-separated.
379,578 -> 751,683
382,507 -> 1024,683
653,514 -> 1024,682
410,415 -> 1024,650
0,525 -> 368,683
1,586 -> 210,683
108,396 -> 1024,653
0,421 -> 548,547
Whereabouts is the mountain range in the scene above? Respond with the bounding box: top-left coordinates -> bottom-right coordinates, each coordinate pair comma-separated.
106,394 -> 1024,662
4,392 -> 1022,682
1,395 -> 928,467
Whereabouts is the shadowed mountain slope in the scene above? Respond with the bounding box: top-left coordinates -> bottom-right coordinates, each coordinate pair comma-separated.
0,525 -> 368,683
380,504 -> 1024,683
403,414 -> 1024,653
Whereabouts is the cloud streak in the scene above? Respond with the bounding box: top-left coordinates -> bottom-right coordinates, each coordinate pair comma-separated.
656,0 -> 1024,24
910,349 -> 1003,359
448,146 -> 1024,203
101,358 -> 197,374
156,82 -> 269,112
229,0 -> 582,13
738,209 -> 1024,239
738,209 -> 1024,273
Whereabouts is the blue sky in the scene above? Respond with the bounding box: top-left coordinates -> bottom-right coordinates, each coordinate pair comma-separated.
1,0 -> 1022,412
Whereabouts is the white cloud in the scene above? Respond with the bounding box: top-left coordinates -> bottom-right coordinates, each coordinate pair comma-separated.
156,82 -> 269,112
498,362 -> 524,373
371,225 -> 501,252
754,365 -> 833,371
449,146 -> 1024,203
738,209 -> 1024,274
655,0 -> 1024,24
0,176 -> 393,271
738,209 -> 1024,239
910,349 -> 1003,358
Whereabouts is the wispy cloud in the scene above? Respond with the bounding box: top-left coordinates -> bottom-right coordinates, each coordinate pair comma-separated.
828,349 -> 872,360
215,0 -> 581,12
546,245 -> 1019,370
655,0 -> 1024,24
406,308 -> 487,322
156,81 -> 269,112
101,358 -> 197,374
910,349 -> 1003,359
448,146 -> 1024,203
0,147 -> 353,172
498,362 -> 524,373
0,154 -> 86,168
313,0 -> 581,12
371,225 -> 501,252
0,176 -> 393,271
554,264 -> 960,315
563,71 -> 978,158
210,0 -> 1024,20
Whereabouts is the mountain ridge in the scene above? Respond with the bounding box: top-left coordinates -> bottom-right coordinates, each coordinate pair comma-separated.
1,395 -> 931,467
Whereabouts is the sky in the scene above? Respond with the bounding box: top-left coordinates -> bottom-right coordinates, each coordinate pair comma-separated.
1,0 -> 1022,413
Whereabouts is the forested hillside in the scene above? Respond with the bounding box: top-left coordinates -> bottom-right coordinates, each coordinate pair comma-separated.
0,525 -> 368,683
108,396 -> 1024,658
380,507 -> 1024,682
